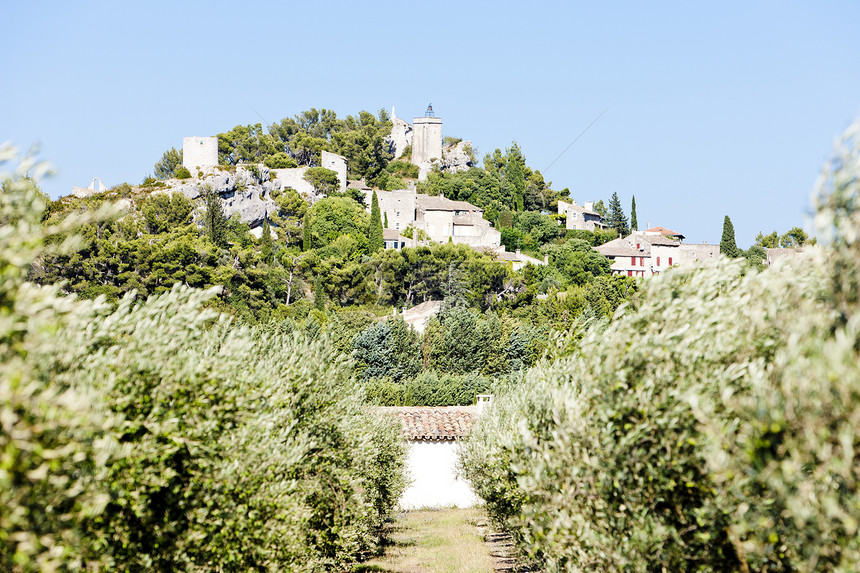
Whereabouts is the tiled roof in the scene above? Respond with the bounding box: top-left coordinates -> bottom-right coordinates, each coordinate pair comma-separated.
383,228 -> 406,240
416,194 -> 480,212
380,406 -> 478,440
644,226 -> 685,239
639,234 -> 679,247
596,238 -> 642,257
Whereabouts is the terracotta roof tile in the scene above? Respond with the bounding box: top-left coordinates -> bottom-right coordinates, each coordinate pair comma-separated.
379,406 -> 478,440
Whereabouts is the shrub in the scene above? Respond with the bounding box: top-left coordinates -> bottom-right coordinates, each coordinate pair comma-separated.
0,145 -> 407,571
174,165 -> 192,179
462,121 -> 860,572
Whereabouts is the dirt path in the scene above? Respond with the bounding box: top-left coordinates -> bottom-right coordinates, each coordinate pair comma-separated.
355,508 -> 529,573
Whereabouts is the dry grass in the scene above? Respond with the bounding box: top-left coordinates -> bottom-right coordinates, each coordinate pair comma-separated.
355,508 -> 497,573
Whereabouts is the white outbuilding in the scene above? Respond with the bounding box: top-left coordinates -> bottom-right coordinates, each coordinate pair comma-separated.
381,397 -> 492,509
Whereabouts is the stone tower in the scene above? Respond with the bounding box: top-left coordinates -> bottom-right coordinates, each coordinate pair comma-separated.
183,136 -> 218,171
411,104 -> 442,167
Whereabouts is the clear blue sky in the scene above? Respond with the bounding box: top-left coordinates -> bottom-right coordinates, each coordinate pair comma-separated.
4,0 -> 859,246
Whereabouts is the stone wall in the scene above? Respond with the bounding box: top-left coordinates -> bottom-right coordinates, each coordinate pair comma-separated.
183,136 -> 218,171
320,150 -> 347,192
271,167 -> 315,198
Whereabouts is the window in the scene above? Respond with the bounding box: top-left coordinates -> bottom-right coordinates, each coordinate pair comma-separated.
639,257 -> 644,266
668,257 -> 673,266
656,256 -> 660,266
636,243 -> 640,249
627,270 -> 633,277
395,222 -> 400,230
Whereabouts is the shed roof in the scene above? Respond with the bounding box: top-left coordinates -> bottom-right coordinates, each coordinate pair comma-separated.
380,406 -> 477,441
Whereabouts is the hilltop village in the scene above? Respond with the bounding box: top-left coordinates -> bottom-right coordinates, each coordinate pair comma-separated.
68,105 -> 799,281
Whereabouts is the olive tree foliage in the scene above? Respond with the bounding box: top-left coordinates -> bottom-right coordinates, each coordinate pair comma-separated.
461,120 -> 860,573
0,145 -> 407,571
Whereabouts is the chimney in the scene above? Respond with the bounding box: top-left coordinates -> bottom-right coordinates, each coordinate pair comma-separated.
515,248 -> 521,257
476,394 -> 493,415
584,201 -> 593,211
544,254 -> 549,265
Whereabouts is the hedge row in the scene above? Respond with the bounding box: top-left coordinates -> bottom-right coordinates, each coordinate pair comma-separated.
460,121 -> 860,572
0,145 -> 407,572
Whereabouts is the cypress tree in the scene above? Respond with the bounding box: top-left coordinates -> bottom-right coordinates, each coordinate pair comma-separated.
260,216 -> 273,264
203,188 -> 228,247
631,195 -> 638,231
368,190 -> 384,252
720,215 -> 740,258
506,143 -> 526,211
384,211 -> 388,229
302,215 -> 311,251
607,192 -> 629,237
314,276 -> 325,310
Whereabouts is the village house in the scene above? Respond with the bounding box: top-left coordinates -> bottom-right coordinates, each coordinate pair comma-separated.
380,395 -> 492,509
365,189 -> 502,250
596,227 -> 720,277
557,199 -> 607,231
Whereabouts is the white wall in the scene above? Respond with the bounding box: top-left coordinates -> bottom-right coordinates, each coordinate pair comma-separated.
399,440 -> 478,510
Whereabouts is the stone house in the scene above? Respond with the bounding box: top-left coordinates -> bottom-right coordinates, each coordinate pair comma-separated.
596,227 -> 719,277
383,228 -> 409,251
380,396 -> 491,509
366,189 -> 501,249
558,199 -> 607,231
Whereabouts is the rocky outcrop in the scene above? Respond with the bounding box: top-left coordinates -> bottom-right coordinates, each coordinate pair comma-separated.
158,165 -> 279,229
439,140 -> 476,173
387,116 -> 413,159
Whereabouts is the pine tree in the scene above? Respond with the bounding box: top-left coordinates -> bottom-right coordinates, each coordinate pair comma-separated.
260,216 -> 274,264
720,215 -> 740,258
368,190 -> 384,252
607,192 -> 629,237
631,195 -> 638,231
203,188 -> 228,247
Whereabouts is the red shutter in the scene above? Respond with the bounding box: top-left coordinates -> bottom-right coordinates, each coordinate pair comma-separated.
669,257 -> 673,266
627,270 -> 632,277
657,256 -> 660,266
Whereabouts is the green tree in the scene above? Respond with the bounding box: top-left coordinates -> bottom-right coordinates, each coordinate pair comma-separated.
630,195 -> 638,231
720,215 -> 740,257
368,190 -> 383,252
260,216 -> 274,264
606,192 -> 629,236
755,230 -> 780,248
314,275 -> 326,310
506,143 -> 526,211
592,199 -> 608,219
780,226 -> 808,247
140,192 -> 193,234
303,167 -> 340,196
154,147 -> 182,180
202,187 -> 228,247
304,196 -> 369,250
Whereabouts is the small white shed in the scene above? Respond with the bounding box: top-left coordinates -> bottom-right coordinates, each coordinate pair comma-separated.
382,404 -> 485,509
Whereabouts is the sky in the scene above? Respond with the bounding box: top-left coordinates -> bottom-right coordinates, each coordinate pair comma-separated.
3,0 -> 859,246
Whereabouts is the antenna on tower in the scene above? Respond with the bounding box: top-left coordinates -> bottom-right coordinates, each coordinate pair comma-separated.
425,103 -> 434,117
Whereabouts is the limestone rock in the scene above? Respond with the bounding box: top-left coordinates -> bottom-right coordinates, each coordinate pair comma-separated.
439,140 -> 476,173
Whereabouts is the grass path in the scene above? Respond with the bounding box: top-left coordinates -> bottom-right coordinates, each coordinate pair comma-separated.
355,508 -> 522,573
